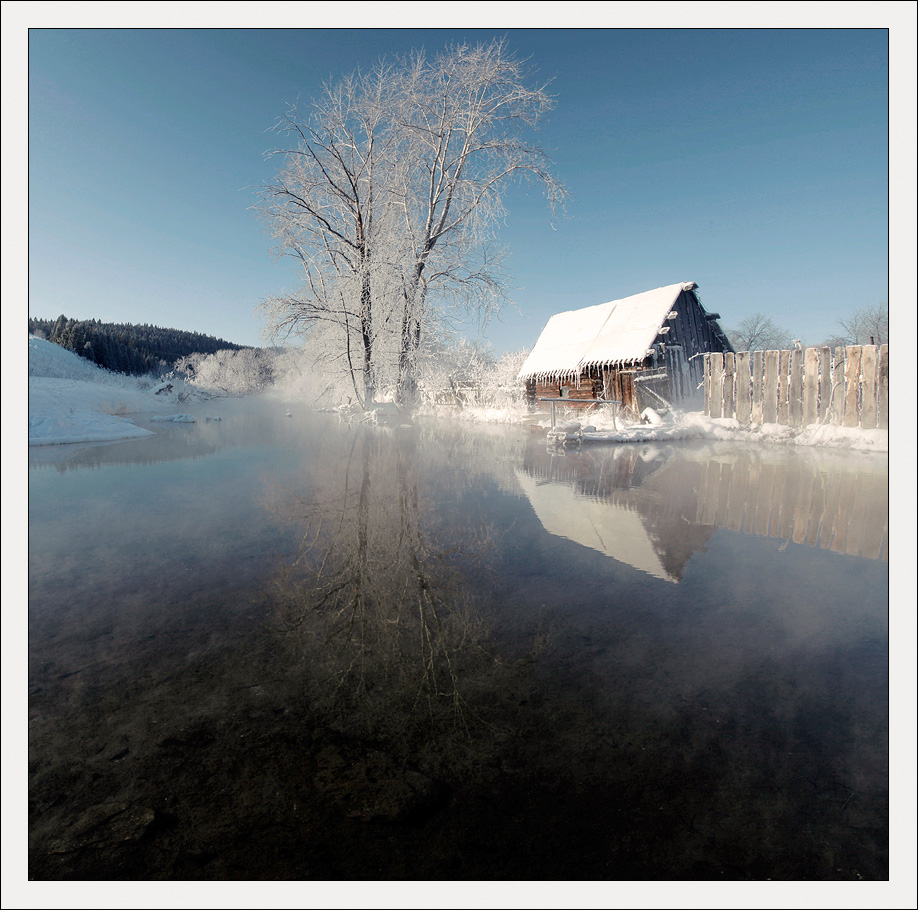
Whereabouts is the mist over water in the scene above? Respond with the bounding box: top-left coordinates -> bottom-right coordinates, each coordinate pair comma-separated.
28,400 -> 888,880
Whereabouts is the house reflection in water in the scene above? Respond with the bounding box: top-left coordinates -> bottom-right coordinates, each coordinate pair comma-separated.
516,443 -> 887,581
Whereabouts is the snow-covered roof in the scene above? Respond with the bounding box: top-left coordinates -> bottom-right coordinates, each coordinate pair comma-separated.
517,281 -> 694,381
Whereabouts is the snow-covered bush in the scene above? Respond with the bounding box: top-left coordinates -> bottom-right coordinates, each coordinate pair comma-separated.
175,348 -> 275,397
486,349 -> 531,409
252,333 -> 532,414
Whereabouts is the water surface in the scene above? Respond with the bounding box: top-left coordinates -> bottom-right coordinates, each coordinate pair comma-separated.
28,400 -> 888,880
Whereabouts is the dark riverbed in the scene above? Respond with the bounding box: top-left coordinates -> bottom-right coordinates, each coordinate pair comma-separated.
28,399 -> 889,880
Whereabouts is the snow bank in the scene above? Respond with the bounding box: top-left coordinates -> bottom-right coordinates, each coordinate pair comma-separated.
28,334 -> 125,384
413,395 -> 887,452
28,336 -> 185,446
539,409 -> 888,453
29,378 -> 158,445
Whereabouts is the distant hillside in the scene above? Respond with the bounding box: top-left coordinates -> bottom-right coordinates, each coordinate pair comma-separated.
28,315 -> 247,376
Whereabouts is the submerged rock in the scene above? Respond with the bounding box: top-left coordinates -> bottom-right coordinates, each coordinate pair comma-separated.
313,736 -> 446,824
49,802 -> 156,854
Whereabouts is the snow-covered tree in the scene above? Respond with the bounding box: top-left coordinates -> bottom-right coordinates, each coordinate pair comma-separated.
388,40 -> 566,404
177,348 -> 275,396
258,38 -> 565,409
259,66 -> 403,407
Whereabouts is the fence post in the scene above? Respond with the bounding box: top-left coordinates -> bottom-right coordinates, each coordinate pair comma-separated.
860,345 -> 878,428
701,354 -> 711,417
723,353 -> 735,419
709,353 -> 724,418
803,347 -> 819,426
818,346 -> 831,422
844,346 -> 862,427
763,351 -> 779,424
778,350 -> 790,425
789,348 -> 803,427
751,351 -> 764,424
736,352 -> 751,425
831,347 -> 847,425
878,345 -> 889,429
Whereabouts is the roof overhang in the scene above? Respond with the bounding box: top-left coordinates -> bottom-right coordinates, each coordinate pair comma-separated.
518,282 -> 695,382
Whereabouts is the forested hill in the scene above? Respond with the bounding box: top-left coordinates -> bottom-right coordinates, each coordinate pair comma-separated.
28,315 -> 247,376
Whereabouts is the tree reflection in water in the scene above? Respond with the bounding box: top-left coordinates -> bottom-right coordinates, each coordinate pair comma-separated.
263,424 -> 542,773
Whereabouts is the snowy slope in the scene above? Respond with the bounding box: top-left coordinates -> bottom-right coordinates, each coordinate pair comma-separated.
28,336 -> 171,446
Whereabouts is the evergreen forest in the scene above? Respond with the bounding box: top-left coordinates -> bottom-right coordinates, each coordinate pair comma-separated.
29,315 -> 247,376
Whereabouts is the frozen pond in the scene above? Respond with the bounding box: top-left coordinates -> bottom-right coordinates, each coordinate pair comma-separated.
28,399 -> 888,880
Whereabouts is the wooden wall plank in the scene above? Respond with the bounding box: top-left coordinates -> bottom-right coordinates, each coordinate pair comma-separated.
878,344 -> 889,429
860,345 -> 878,428
831,347 -> 847,425
751,351 -> 764,424
763,351 -> 779,424
818,346 -> 831,422
703,354 -> 712,415
736,352 -> 751,425
778,351 -> 790,425
789,348 -> 803,427
844,346 -> 862,427
803,347 -> 819,426
723,353 -> 735,419
709,353 -> 724,418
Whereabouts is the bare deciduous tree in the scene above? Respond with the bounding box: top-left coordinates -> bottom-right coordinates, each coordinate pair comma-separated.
726,312 -> 795,352
257,39 -> 565,408
823,304 -> 888,347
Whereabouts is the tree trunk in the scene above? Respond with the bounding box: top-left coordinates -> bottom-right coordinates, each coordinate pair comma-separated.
397,311 -> 420,407
397,274 -> 427,407
360,268 -> 375,405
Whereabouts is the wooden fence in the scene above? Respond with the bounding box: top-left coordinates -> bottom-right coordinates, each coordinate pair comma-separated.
703,345 -> 888,429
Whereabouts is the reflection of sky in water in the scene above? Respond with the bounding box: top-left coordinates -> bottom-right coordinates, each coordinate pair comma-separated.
27,407 -> 889,880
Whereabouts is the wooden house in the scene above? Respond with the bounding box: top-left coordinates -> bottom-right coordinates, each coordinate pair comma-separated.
517,281 -> 734,417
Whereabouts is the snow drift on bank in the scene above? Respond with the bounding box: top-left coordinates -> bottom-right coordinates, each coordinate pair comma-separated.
539,409 -> 888,453
433,400 -> 887,453
29,336 -> 169,446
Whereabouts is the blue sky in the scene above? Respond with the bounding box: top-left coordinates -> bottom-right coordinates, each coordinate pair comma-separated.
20,22 -> 904,353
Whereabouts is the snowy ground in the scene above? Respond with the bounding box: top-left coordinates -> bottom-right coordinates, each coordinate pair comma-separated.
27,336 -> 203,446
29,336 -> 888,453
428,401 -> 889,454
